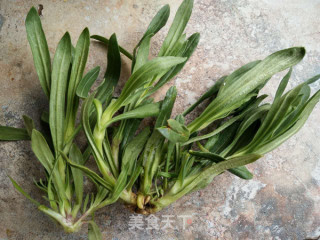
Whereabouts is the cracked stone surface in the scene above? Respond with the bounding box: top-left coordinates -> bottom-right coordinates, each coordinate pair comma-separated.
0,0 -> 319,239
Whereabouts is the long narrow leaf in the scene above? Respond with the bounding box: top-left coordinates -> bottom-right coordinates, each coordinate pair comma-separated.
132,4 -> 170,71
104,102 -> 161,128
146,32 -> 200,98
69,144 -> 84,206
218,60 -> 261,96
9,176 -> 40,206
169,154 -> 261,198
50,32 -> 72,154
133,34 -> 152,73
0,126 -> 30,141
25,7 -> 51,97
122,127 -> 151,172
188,47 -> 306,133
62,152 -> 113,191
65,28 -> 90,141
117,57 -> 186,106
158,0 -> 193,56
189,150 -> 253,179
31,130 -> 66,199
155,86 -> 177,128
140,4 -> 170,45
76,66 -> 100,98
82,94 -> 115,184
96,34 -> 121,106
255,89 -> 320,154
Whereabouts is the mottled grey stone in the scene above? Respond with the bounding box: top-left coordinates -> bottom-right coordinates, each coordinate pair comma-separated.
0,14 -> 4,32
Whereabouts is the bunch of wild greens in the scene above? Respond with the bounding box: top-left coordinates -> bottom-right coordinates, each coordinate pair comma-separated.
0,7 -> 116,235
142,50 -> 320,213
0,0 -> 200,235
67,0 -> 320,214
66,0 -> 199,210
0,0 -> 319,238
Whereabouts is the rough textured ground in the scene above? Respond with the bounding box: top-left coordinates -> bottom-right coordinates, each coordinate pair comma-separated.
0,0 -> 319,239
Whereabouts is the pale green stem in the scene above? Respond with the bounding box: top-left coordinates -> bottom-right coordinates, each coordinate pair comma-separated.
119,189 -> 137,205
39,205 -> 81,233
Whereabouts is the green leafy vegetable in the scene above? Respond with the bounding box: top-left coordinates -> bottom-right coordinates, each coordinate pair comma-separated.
4,1 -> 320,239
